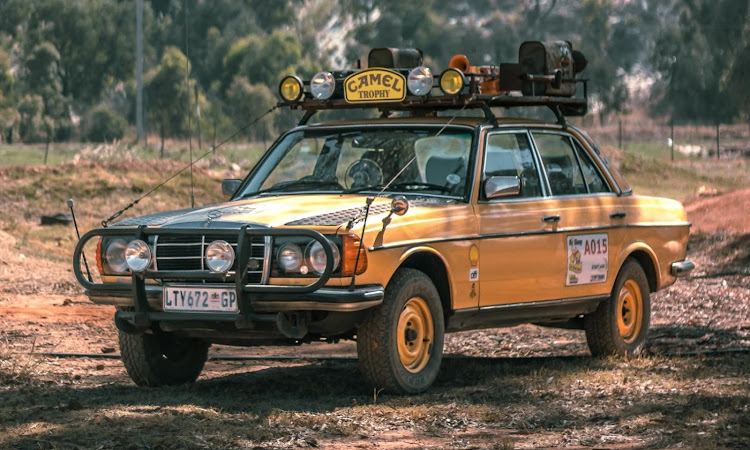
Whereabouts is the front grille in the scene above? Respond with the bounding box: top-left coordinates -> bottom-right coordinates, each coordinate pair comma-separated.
153,234 -> 268,284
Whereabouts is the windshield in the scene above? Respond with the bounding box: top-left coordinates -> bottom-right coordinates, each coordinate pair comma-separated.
238,127 -> 474,199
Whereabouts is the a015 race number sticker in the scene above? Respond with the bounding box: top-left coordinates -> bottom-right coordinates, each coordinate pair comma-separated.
566,233 -> 608,286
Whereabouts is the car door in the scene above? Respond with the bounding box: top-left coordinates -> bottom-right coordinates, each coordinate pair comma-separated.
475,130 -> 568,306
530,130 -> 621,300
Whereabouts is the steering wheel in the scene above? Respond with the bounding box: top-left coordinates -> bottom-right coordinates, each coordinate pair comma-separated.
345,158 -> 383,189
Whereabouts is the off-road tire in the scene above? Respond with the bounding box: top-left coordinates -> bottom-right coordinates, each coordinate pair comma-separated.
585,259 -> 650,356
118,329 -> 209,386
357,268 -> 445,394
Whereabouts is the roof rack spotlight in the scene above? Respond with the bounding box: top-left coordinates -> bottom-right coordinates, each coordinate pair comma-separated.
407,66 -> 433,96
279,75 -> 304,102
310,72 -> 336,100
439,68 -> 465,95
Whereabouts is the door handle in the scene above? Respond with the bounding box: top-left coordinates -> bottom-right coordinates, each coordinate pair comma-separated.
542,215 -> 561,223
610,211 -> 627,219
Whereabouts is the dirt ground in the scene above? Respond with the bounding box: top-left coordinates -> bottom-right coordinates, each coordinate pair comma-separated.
0,189 -> 748,449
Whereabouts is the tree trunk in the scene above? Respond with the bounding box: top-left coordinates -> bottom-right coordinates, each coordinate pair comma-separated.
715,122 -> 720,160
160,122 -> 165,159
670,120 -> 674,162
44,138 -> 50,165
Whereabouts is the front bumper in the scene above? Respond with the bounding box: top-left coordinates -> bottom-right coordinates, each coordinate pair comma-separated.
670,259 -> 695,277
88,284 -> 384,312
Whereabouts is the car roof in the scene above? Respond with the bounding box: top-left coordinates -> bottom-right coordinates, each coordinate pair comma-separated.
303,116 -> 558,129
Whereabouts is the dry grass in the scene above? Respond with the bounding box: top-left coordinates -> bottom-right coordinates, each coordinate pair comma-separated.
0,353 -> 746,448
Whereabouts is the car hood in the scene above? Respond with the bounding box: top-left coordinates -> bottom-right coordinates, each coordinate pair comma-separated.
113,194 -> 455,230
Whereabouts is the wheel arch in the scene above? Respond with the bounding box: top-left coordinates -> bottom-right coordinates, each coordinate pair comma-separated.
619,244 -> 659,293
398,247 -> 452,323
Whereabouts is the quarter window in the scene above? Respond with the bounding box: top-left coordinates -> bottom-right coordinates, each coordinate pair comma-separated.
572,141 -> 610,193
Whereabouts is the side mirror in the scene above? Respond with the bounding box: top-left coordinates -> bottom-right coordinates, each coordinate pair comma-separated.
222,179 -> 242,198
484,176 -> 521,199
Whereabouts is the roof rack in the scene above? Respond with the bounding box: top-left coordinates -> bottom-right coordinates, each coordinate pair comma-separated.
277,41 -> 589,128
284,87 -> 587,128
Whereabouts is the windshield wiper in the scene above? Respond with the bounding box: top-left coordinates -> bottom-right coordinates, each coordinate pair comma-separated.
342,184 -> 388,194
343,182 -> 455,195
241,179 -> 343,198
388,182 -> 454,194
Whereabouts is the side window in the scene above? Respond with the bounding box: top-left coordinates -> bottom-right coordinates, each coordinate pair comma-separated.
484,132 -> 541,198
533,133 -> 587,196
573,141 -> 610,193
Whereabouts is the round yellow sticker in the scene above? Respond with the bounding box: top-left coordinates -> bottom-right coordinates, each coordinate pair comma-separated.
469,245 -> 479,265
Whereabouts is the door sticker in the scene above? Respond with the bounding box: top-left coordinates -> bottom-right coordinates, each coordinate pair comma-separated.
469,268 -> 479,281
566,233 -> 608,286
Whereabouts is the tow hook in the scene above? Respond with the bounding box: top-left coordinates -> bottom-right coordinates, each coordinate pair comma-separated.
114,311 -> 151,335
277,312 -> 309,339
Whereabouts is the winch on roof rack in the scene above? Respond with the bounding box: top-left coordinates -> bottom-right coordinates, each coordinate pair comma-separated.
277,40 -> 589,126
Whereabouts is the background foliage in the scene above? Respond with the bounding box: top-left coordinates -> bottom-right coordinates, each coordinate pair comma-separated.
0,0 -> 747,145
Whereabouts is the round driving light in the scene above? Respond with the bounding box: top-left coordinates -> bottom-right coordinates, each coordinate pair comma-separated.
439,68 -> 465,95
205,240 -> 235,274
279,75 -> 304,102
278,243 -> 303,272
124,240 -> 152,273
407,66 -> 433,96
310,71 -> 335,100
104,238 -> 128,274
306,240 -> 341,275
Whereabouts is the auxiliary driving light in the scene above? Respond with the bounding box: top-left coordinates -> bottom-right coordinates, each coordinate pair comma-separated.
279,75 -> 304,102
310,71 -> 336,100
205,240 -> 235,273
306,240 -> 340,275
124,239 -> 152,272
439,68 -> 465,95
104,238 -> 128,274
407,66 -> 433,96
278,243 -> 303,272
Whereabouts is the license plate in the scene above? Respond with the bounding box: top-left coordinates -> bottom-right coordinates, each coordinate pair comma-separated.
163,284 -> 238,313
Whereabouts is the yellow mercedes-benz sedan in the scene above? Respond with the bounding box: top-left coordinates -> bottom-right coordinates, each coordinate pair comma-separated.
74,42 -> 693,393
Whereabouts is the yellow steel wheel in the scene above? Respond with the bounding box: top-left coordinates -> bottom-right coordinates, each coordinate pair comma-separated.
584,260 -> 650,357
617,279 -> 643,344
357,268 -> 445,394
397,297 -> 434,373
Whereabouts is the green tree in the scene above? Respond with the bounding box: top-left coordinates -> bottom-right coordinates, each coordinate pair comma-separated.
145,46 -> 193,155
651,0 -> 744,124
0,44 -> 18,143
21,42 -> 70,141
224,76 -> 275,142
17,94 -> 45,142
83,104 -> 127,142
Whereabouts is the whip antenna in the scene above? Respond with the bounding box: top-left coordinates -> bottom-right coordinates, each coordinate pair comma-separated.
101,105 -> 279,227
184,0 -> 195,208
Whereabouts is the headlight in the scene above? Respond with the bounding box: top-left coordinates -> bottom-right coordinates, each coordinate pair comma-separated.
310,71 -> 335,100
278,243 -> 303,272
205,240 -> 235,274
439,68 -> 465,95
306,239 -> 340,275
407,66 -> 433,96
279,75 -> 304,102
104,238 -> 128,274
124,239 -> 152,273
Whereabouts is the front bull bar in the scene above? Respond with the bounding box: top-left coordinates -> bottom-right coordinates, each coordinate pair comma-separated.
72,224 -> 337,331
